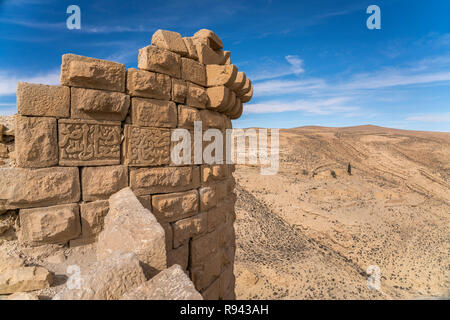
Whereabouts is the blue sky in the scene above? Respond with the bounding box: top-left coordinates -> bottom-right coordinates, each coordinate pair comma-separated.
0,0 -> 449,131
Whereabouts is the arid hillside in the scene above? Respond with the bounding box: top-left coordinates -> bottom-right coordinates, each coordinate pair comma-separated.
234,125 -> 449,299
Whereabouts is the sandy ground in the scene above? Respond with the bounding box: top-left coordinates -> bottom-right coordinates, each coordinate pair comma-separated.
234,125 -> 450,299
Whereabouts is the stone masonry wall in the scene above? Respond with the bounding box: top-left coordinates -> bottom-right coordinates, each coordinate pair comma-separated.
0,29 -> 253,300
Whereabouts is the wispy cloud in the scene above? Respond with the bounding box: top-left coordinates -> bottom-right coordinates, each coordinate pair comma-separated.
250,55 -> 306,81
405,114 -> 450,123
0,69 -> 60,96
254,78 -> 326,96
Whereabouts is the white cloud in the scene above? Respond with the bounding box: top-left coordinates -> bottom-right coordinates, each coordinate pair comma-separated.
405,114 -> 450,123
250,55 -> 306,81
0,69 -> 60,96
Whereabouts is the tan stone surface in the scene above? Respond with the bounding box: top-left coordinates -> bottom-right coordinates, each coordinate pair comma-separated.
0,167 -> 80,211
19,203 -> 81,245
229,98 -> 243,120
131,97 -> 177,128
60,54 -> 125,92
151,29 -> 188,56
122,265 -> 202,300
81,165 -> 128,201
130,166 -> 200,195
15,115 -> 58,168
161,222 -> 173,251
0,267 -> 53,294
152,190 -> 199,223
137,195 -> 151,211
186,82 -> 208,109
167,243 -> 189,270
71,87 -> 130,121
201,164 -> 229,184
194,29 -> 223,50
173,213 -> 206,248
126,68 -> 171,100
230,71 -> 246,91
207,86 -> 231,111
123,125 -> 170,166
200,109 -> 225,130
54,251 -> 146,300
58,119 -> 121,166
177,105 -> 201,129
7,292 -> 39,300
182,37 -> 199,60
17,82 -> 69,117
196,43 -> 224,65
97,188 -> 166,276
181,58 -> 206,86
77,200 -> 109,242
172,78 -> 187,103
199,186 -> 218,211
206,64 -> 238,87
190,251 -> 222,291
237,78 -> 252,96
190,230 -> 219,265
138,45 -> 181,78
240,85 -> 253,103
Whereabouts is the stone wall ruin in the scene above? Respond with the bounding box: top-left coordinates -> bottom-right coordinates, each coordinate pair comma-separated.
0,28 -> 253,300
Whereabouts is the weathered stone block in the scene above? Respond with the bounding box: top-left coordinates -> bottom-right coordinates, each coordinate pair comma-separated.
71,87 -> 130,121
137,195 -> 152,211
167,243 -> 189,270
58,119 -> 121,166
161,222 -> 173,251
60,54 -> 126,92
177,105 -> 201,129
97,188 -> 167,277
223,90 -> 236,113
15,116 -> 58,168
151,29 -> 188,56
122,265 -> 202,300
54,251 -> 146,300
81,165 -> 128,201
172,78 -> 187,103
17,82 -> 69,117
190,251 -> 222,291
126,68 -> 171,100
207,204 -> 226,232
131,97 -> 177,128
240,85 -> 253,103
200,109 -> 225,130
196,43 -> 225,65
237,78 -> 252,96
19,203 -> 81,245
207,86 -> 231,111
194,29 -> 223,50
219,263 -> 235,299
230,71 -> 246,91
182,37 -> 199,60
173,213 -> 206,248
199,186 -> 218,211
123,125 -> 170,166
0,267 -> 53,294
0,167 -> 80,210
202,277 -> 220,300
130,166 -> 200,195
201,164 -> 229,184
78,200 -> 109,242
186,82 -> 208,109
206,64 -> 238,87
190,230 -> 219,265
138,45 -> 181,78
229,98 -> 243,120
181,57 -> 206,86
152,190 -> 199,223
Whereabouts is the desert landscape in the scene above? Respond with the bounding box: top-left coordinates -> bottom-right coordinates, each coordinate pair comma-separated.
234,125 -> 449,299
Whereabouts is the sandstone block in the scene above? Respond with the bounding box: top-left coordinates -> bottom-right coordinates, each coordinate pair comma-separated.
0,250 -> 24,273
122,265 -> 202,300
194,29 -> 223,50
167,243 -> 189,270
15,116 -> 58,168
137,195 -> 152,211
230,71 -> 246,91
17,82 -> 69,117
177,105 -> 201,129
200,109 -> 225,130
219,263 -> 235,299
19,203 -> 80,245
173,213 -> 206,248
151,29 -> 188,56
199,186 -> 218,211
182,37 -> 199,60
201,164 -> 229,184
82,165 -> 128,201
130,166 -> 200,195
207,204 -> 227,232
229,98 -> 243,120
181,58 -> 206,86
206,64 -> 238,87
126,68 -> 171,100
207,86 -> 231,112
222,50 -> 231,65
190,230 -> 219,265
190,251 -> 222,291
237,78 -> 252,96
54,251 -> 146,300
138,45 -> 181,78
58,119 -> 121,166
223,90 -> 236,113
161,222 -> 173,251
97,188 -> 166,276
131,98 -> 177,128
186,82 -> 208,109
123,125 -> 170,166
202,277 -> 220,300
240,85 -> 253,103
60,54 -> 125,92
77,200 -> 109,243
71,87 -> 130,121
152,190 -> 199,223
196,43 -> 224,65
172,78 -> 187,103
0,167 -> 80,211
0,267 -> 53,294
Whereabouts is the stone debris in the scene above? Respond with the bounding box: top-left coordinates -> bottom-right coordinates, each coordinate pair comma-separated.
0,266 -> 53,294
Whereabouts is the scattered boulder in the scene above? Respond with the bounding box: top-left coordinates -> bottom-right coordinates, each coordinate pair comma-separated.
122,264 -> 202,300
0,266 -> 53,294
